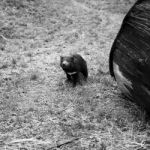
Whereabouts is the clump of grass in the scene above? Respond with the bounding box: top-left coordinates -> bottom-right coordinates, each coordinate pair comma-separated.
3,0 -> 26,9
12,58 -> 17,68
97,67 -> 109,76
12,58 -> 16,65
30,74 -> 38,81
21,62 -> 28,68
26,52 -> 32,57
0,64 -> 8,69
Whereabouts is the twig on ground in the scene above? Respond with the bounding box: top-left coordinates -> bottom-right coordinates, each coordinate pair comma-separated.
5,137 -> 80,149
0,35 -> 9,41
51,137 -> 80,149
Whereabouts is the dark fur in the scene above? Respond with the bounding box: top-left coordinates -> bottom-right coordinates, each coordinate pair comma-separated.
60,54 -> 88,86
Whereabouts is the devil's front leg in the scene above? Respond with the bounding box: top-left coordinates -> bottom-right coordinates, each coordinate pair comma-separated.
72,73 -> 79,87
66,72 -> 72,82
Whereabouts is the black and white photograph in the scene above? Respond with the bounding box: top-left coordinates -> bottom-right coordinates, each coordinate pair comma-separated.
0,0 -> 150,149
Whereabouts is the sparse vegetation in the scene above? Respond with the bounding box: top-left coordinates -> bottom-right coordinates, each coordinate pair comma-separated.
1,0 -> 150,150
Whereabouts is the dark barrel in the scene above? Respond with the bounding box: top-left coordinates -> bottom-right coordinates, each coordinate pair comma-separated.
109,0 -> 150,114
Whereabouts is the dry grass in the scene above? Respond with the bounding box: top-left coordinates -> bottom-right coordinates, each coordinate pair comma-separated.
1,0 -> 150,150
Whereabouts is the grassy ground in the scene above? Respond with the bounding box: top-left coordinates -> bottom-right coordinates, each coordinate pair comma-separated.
1,0 -> 150,149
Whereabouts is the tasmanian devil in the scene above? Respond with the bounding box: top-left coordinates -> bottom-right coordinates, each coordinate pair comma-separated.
60,53 -> 88,86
